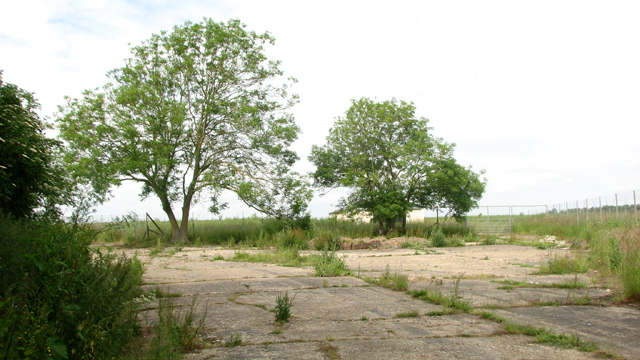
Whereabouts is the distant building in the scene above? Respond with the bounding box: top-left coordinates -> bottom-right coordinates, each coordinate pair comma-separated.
329,209 -> 426,223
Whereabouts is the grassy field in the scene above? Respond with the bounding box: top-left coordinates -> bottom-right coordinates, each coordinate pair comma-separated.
97,211 -> 640,302
97,215 -> 471,247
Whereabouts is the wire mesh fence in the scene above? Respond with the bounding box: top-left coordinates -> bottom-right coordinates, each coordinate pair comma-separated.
467,190 -> 639,234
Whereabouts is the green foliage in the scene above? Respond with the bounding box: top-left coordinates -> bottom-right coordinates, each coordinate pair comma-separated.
481,236 -> 497,245
0,216 -> 143,360
146,296 -> 207,359
619,228 -> 640,301
225,333 -> 243,348
57,19 -> 311,243
274,291 -> 295,323
395,311 -> 419,318
378,272 -> 409,291
408,275 -> 472,314
309,97 -> 485,234
430,227 -> 447,247
504,323 -> 597,352
312,229 -> 342,251
276,229 -> 308,250
231,248 -> 314,267
0,73 -> 67,220
538,251 -> 589,275
314,250 -> 352,277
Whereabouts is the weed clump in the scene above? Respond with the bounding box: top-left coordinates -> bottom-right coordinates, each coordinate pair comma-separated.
312,229 -> 342,251
430,227 -> 447,247
538,251 -> 589,274
314,250 -> 352,277
274,291 -> 295,322
378,266 -> 409,291
146,296 -> 208,358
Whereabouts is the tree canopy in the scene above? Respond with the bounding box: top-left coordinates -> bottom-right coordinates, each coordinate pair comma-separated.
0,72 -> 65,219
309,98 -> 485,234
57,19 -> 311,242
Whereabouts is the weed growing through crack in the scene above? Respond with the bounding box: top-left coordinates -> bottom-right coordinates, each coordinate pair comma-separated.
145,296 -> 208,359
494,279 -> 588,291
479,311 -> 603,354
505,323 -> 598,352
396,310 -> 420,318
151,287 -> 182,298
275,291 -> 295,322
226,333 -> 242,348
408,275 -> 471,314
379,272 -> 409,291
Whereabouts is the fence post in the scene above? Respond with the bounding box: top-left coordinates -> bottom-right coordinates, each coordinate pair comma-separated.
635,190 -> 638,225
576,200 -> 579,225
586,199 -> 589,222
599,197 -> 603,222
615,193 -> 619,218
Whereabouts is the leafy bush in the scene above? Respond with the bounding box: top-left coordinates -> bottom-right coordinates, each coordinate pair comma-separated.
0,75 -> 67,220
314,250 -> 351,277
0,216 -> 144,360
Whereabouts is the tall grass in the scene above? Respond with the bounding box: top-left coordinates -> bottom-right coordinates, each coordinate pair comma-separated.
620,228 -> 640,301
519,215 -> 640,302
99,216 -> 472,247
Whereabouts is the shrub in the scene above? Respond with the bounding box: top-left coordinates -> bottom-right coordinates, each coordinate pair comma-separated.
0,216 -> 143,360
274,291 -> 295,322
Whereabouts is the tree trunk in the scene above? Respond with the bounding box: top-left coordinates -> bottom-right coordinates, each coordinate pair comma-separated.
378,217 -> 385,235
401,214 -> 407,234
157,192 -> 188,244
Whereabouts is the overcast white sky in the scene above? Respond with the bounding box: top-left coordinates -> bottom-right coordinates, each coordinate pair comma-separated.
2,0 -> 639,220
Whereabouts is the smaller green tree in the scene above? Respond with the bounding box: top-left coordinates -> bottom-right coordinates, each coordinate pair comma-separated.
309,98 -> 485,234
0,72 -> 66,219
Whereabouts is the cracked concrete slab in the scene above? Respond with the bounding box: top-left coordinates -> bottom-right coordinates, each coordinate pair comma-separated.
116,245 -> 639,359
496,305 -> 640,360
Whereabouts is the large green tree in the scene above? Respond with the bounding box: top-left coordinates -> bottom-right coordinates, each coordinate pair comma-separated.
309,98 -> 485,234
0,72 -> 65,219
57,19 -> 311,243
